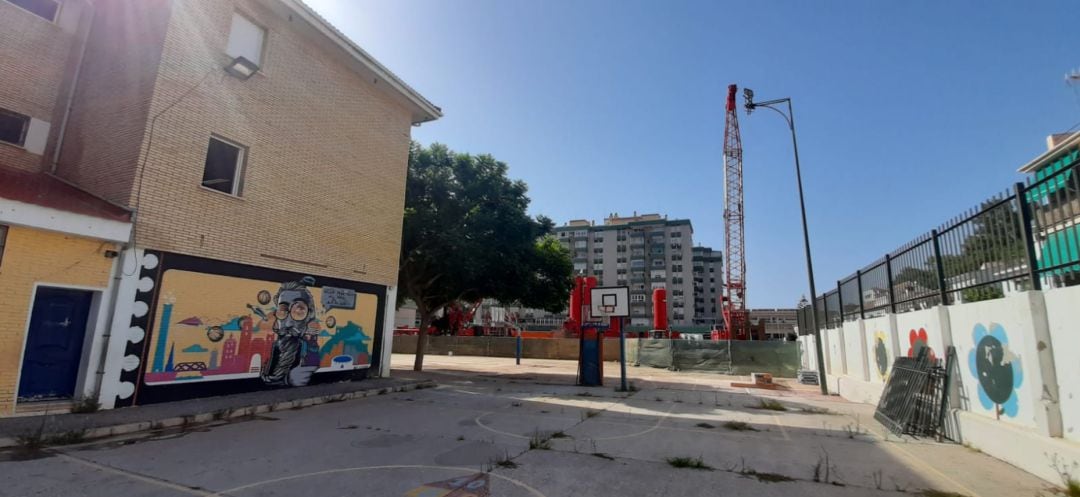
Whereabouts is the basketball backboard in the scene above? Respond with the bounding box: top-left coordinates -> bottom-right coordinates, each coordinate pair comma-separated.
590,286 -> 629,318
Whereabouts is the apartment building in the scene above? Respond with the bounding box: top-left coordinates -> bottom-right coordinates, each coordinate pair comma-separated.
691,246 -> 723,325
0,0 -> 438,415
555,213 -> 707,327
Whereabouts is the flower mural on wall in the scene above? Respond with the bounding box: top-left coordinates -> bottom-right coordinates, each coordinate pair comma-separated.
873,331 -> 889,380
907,328 -> 937,363
968,323 -> 1023,418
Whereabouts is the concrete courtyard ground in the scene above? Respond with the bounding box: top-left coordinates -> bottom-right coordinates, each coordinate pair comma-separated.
0,354 -> 1059,496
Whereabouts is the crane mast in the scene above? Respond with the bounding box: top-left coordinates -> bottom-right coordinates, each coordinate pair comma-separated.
722,84 -> 749,339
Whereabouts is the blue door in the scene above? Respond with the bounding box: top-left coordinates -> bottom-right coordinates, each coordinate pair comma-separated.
18,287 -> 94,401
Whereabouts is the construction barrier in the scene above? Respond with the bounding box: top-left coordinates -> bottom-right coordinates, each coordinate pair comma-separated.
393,336 -> 800,377
634,339 -> 800,377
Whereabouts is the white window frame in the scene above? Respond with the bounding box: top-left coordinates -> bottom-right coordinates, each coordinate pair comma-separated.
201,135 -> 248,197
4,0 -> 61,23
226,11 -> 267,67
0,108 -> 30,147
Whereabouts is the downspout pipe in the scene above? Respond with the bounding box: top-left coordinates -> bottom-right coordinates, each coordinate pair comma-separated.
92,242 -> 128,403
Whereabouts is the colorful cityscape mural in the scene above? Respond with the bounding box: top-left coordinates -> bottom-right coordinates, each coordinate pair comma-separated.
144,270 -> 377,386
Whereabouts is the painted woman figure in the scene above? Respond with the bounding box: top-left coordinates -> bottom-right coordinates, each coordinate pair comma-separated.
262,276 -> 320,386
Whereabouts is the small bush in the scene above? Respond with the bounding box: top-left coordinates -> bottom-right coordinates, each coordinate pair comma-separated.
743,469 -> 795,483
756,399 -> 787,412
723,421 -> 758,432
529,430 -> 552,450
666,456 -> 712,470
70,398 -> 101,414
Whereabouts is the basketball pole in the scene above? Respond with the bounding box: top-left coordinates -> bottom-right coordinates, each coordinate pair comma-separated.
619,316 -> 628,392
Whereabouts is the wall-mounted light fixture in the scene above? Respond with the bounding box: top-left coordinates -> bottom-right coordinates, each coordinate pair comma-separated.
225,56 -> 259,80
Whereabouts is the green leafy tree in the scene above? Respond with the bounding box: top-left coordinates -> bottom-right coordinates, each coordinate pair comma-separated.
398,142 -> 573,371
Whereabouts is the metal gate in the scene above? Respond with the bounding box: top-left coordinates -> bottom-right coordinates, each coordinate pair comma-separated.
874,346 -> 954,440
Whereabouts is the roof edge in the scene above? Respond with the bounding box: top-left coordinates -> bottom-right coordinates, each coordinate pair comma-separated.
1018,131 -> 1080,173
283,0 -> 442,124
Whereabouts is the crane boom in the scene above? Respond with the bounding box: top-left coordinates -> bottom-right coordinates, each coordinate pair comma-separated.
722,84 -> 750,339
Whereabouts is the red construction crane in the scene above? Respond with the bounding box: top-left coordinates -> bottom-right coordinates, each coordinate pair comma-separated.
721,84 -> 750,340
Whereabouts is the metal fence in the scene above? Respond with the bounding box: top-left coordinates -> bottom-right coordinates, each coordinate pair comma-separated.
798,154 -> 1080,333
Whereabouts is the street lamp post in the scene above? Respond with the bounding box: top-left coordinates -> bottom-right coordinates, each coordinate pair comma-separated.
743,89 -> 829,395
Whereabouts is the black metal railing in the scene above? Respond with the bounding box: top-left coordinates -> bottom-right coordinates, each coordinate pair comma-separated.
798,156 -> 1080,331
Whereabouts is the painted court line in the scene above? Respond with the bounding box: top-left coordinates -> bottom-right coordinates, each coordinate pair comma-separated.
55,452 -> 212,496
207,464 -> 547,497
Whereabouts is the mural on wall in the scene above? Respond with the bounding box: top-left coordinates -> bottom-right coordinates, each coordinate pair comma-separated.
967,323 -> 1024,419
144,270 -> 377,387
873,331 -> 889,380
907,328 -> 937,363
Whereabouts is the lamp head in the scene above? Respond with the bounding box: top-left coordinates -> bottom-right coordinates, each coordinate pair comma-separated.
225,56 -> 259,80
743,88 -> 755,115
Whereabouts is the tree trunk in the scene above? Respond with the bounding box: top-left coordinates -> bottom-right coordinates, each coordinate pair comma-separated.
414,311 -> 432,371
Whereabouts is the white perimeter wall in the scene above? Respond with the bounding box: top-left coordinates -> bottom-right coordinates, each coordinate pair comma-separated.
827,290 -> 1077,485
842,320 -> 867,381
1043,285 -> 1080,442
894,306 -> 952,366
947,292 -> 1059,435
862,314 -> 897,384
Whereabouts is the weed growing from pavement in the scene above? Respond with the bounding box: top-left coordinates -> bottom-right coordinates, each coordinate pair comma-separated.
755,399 -> 787,411
842,416 -> 866,439
47,430 -> 87,446
550,431 -> 570,439
739,462 -> 796,484
486,451 -> 518,471
70,398 -> 101,414
591,452 -> 615,460
1049,454 -> 1080,497
798,405 -> 833,415
666,456 -> 712,470
722,421 -> 758,432
529,430 -> 552,450
695,422 -> 715,429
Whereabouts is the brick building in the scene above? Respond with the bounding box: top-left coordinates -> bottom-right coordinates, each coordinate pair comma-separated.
0,0 -> 438,414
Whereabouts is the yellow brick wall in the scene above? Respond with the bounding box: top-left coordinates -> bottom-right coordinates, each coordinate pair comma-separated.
0,0 -> 77,172
0,225 -> 116,415
128,0 -> 414,287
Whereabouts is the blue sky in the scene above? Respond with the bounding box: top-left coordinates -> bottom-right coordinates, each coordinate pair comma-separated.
308,0 -> 1079,307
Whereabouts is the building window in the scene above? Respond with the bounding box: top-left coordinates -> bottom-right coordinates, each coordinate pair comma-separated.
226,12 -> 266,67
5,0 -> 60,22
201,135 -> 247,196
630,294 -> 646,303
0,109 -> 29,146
671,231 -> 682,238
0,225 -> 7,267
